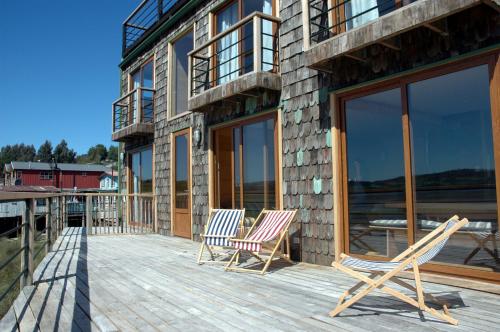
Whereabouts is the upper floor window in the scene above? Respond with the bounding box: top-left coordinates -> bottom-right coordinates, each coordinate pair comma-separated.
170,30 -> 193,116
130,59 -> 154,92
129,59 -> 155,124
214,0 -> 275,84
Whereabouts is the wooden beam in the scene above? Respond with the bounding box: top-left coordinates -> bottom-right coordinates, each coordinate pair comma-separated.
344,53 -> 367,63
378,39 -> 401,51
423,22 -> 449,37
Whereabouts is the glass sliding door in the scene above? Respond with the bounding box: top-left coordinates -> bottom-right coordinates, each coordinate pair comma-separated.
213,114 -> 278,218
340,56 -> 500,279
408,65 -> 498,272
344,88 -> 408,258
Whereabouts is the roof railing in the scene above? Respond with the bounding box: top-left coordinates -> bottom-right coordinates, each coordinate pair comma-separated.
122,0 -> 180,55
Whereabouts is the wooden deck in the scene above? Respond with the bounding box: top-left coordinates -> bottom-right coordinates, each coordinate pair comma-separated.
1,227 -> 500,332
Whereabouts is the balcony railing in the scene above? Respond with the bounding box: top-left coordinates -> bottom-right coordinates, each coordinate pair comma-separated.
123,0 -> 180,55
306,0 -> 415,45
189,12 -> 280,97
112,87 -> 155,133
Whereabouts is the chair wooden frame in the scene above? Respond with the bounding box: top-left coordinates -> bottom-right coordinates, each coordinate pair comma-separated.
197,208 -> 245,264
225,209 -> 297,275
330,216 -> 469,325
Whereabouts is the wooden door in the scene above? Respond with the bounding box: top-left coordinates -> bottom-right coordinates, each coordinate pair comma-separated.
172,129 -> 191,238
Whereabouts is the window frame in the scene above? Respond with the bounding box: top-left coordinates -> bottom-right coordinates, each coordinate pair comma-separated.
167,27 -> 195,120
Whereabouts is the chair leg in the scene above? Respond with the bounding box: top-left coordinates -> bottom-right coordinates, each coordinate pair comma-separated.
197,241 -> 206,264
412,260 -> 426,310
225,249 -> 241,271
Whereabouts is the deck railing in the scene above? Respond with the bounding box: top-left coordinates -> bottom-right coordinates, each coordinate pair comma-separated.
189,12 -> 280,97
123,0 -> 180,55
112,87 -> 155,132
0,192 -> 156,317
305,0 -> 414,46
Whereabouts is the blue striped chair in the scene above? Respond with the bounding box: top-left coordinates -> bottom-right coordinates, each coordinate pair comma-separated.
197,209 -> 245,264
330,215 -> 469,325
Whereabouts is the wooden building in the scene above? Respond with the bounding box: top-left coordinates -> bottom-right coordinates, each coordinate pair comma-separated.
113,0 -> 500,287
4,161 -> 110,191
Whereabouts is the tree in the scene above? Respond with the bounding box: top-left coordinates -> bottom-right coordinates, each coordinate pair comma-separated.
86,144 -> 108,163
36,140 -> 53,162
0,144 -> 36,177
108,145 -> 118,162
54,140 -> 76,163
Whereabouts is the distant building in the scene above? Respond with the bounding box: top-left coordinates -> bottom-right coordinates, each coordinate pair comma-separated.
99,171 -> 118,192
4,161 -> 110,191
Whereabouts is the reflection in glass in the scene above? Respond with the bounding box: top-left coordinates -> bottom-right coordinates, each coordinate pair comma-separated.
175,135 -> 189,209
130,147 -> 153,194
233,127 -> 241,209
172,32 -> 193,115
141,149 -> 153,193
242,118 -> 275,217
345,88 -> 407,257
131,152 -> 141,194
409,65 -> 498,271
216,2 -> 239,84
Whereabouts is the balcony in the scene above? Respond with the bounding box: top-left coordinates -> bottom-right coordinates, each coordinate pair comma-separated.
112,87 -> 155,142
302,0 -> 498,72
123,0 -> 184,56
188,12 -> 281,112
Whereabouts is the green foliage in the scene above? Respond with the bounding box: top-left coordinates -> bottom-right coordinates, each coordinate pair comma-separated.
36,140 -> 53,162
0,144 -> 36,176
53,140 -> 77,163
108,145 -> 118,163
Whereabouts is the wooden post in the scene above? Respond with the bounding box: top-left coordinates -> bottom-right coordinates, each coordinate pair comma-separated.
137,88 -> 143,124
62,196 -> 67,229
20,199 -> 35,288
188,53 -> 193,98
46,198 -> 52,253
86,195 -> 92,235
253,15 -> 262,72
301,0 -> 311,50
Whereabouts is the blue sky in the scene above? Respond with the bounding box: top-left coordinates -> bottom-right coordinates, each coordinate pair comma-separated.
0,0 -> 141,154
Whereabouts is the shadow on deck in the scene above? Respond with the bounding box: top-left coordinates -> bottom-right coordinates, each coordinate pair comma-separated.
1,227 -> 500,331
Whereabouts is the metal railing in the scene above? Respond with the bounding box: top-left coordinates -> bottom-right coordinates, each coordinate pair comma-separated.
189,12 -> 280,97
306,0 -> 415,45
123,0 -> 180,55
0,192 -> 156,317
112,87 -> 155,132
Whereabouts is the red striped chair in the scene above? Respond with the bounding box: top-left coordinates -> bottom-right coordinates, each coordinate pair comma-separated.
225,209 -> 297,275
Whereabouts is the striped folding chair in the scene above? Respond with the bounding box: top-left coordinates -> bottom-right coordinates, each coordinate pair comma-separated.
225,209 -> 297,275
197,209 -> 245,264
330,215 -> 469,325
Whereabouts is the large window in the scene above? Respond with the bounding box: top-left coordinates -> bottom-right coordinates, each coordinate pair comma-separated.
340,57 -> 499,280
130,147 -> 153,193
130,59 -> 154,123
213,114 -> 278,217
171,30 -> 193,116
214,0 -> 275,84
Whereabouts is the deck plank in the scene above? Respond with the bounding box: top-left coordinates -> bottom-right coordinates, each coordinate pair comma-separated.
2,227 -> 500,331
